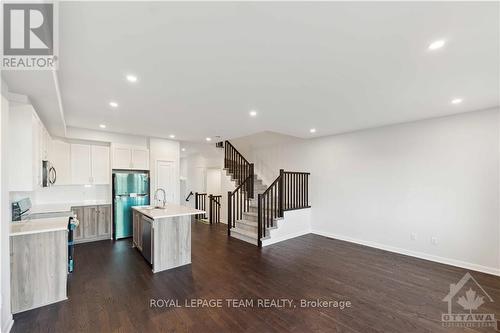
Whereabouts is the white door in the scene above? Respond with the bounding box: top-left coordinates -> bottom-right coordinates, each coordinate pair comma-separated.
91,145 -> 110,184
132,148 -> 149,170
155,160 -> 176,205
112,147 -> 131,169
70,144 -> 92,184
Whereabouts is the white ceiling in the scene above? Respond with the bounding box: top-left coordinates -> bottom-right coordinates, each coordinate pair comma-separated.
2,2 -> 499,141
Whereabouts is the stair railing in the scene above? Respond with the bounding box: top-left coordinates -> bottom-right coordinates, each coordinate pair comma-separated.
227,174 -> 253,235
209,194 -> 222,224
224,141 -> 254,196
257,169 -> 310,247
194,192 -> 207,219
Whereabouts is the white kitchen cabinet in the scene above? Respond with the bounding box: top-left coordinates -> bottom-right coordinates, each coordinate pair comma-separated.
71,144 -> 110,185
50,140 -> 71,185
70,144 -> 92,184
112,146 -> 132,169
132,148 -> 149,170
8,104 -> 48,191
91,145 -> 110,184
112,145 -> 149,170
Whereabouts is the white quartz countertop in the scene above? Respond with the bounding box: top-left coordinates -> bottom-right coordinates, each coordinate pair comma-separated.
10,217 -> 70,236
30,201 -> 112,214
132,204 -> 204,220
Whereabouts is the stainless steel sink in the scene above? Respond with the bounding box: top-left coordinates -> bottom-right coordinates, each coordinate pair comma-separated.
141,206 -> 166,211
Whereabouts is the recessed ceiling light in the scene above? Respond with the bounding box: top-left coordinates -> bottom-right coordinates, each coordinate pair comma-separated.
249,110 -> 257,117
169,134 -> 176,139
309,128 -> 316,133
99,124 -> 106,129
206,137 -> 212,142
126,74 -> 138,83
451,98 -> 463,105
109,101 -> 118,108
181,148 -> 186,152
428,39 -> 446,50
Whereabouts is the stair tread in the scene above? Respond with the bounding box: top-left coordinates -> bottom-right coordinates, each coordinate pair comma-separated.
231,227 -> 257,238
236,219 -> 257,226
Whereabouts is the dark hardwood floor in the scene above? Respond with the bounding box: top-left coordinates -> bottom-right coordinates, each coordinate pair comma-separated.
12,222 -> 500,332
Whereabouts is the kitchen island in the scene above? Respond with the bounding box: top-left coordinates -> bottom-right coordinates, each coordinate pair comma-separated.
10,216 -> 71,313
132,204 -> 203,273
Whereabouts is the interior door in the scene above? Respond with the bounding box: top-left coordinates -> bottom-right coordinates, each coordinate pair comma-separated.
155,160 -> 176,205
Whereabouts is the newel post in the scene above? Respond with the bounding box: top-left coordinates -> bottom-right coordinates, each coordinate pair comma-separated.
278,169 -> 284,217
227,191 -> 232,236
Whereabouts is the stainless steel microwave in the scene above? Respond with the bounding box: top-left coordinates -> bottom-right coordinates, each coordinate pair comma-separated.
42,160 -> 57,187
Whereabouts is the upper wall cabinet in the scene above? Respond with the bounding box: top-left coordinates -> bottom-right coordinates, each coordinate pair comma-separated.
50,140 -> 71,185
71,144 -> 110,185
9,104 -> 51,191
112,145 -> 149,170
91,145 -> 110,184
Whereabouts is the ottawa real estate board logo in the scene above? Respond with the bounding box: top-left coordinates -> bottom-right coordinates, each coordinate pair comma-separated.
442,272 -> 499,330
2,2 -> 58,69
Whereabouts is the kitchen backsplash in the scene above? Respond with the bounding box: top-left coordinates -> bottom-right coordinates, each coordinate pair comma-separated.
10,185 -> 110,205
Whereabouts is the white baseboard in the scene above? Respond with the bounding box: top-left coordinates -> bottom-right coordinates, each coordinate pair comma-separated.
2,316 -> 13,333
311,229 -> 500,277
262,229 -> 311,247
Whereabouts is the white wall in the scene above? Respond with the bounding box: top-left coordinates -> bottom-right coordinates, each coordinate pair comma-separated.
232,109 -> 500,275
1,86 -> 13,332
149,138 -> 180,205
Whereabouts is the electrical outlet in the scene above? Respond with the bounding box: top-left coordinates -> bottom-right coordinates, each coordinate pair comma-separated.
410,233 -> 417,241
431,237 -> 438,245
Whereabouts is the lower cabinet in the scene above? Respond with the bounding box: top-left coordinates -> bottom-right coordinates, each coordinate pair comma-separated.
72,204 -> 111,243
133,210 -> 143,250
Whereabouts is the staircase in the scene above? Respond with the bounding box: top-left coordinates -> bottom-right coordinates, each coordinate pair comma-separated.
223,141 -> 310,247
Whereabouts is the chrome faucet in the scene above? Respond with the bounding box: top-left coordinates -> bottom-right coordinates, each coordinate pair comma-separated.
154,188 -> 167,209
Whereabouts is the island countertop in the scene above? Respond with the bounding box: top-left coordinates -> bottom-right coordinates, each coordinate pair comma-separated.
132,204 -> 204,220
10,216 -> 70,236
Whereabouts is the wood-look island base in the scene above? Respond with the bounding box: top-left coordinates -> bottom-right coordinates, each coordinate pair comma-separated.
132,204 -> 204,273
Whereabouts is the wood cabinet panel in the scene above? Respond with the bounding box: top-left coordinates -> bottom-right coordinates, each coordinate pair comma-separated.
10,230 -> 67,314
72,206 -> 84,240
83,206 -> 98,239
97,205 -> 111,237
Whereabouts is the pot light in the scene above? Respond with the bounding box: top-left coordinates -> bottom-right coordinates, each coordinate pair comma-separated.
99,124 -> 106,129
249,110 -> 257,117
169,134 -> 176,139
451,98 -> 463,105
126,74 -> 138,83
181,148 -> 186,152
206,137 -> 212,142
428,39 -> 446,50
109,101 -> 118,108
309,128 -> 316,133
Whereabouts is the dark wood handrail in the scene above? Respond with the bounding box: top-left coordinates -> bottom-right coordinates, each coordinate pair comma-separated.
227,174 -> 253,234
225,141 -> 251,165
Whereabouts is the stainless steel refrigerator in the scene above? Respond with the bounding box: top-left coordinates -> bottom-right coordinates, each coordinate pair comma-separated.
113,171 -> 150,239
